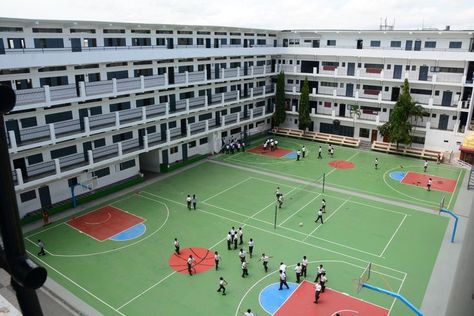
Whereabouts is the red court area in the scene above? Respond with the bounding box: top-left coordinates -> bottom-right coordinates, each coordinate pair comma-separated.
168,247 -> 215,274
329,160 -> 356,169
66,206 -> 144,241
275,281 -> 388,316
401,172 -> 457,193
248,146 -> 292,158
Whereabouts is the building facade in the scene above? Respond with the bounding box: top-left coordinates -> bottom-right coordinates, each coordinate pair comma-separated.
0,18 -> 473,216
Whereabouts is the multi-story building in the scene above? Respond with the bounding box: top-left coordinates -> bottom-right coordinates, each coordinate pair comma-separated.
0,18 -> 473,216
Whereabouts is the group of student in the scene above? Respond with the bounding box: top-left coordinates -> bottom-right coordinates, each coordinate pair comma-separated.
221,136 -> 246,154
263,138 -> 278,151
186,194 -> 197,210
226,226 -> 244,250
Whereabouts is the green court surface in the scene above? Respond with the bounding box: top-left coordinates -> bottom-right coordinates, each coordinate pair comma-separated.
24,148 -> 463,315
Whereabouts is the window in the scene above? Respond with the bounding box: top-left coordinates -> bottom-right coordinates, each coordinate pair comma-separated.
20,190 -> 36,203
20,117 -> 37,128
424,41 -> 436,48
94,138 -> 106,148
170,146 -> 178,154
33,28 -> 62,33
132,38 -> 151,46
93,167 -> 110,178
104,38 -> 126,47
359,128 -> 370,138
430,66 -> 463,73
50,145 -> 77,159
320,82 -> 338,87
68,177 -> 78,188
70,28 -> 96,34
199,137 -> 208,145
45,111 -> 73,124
120,159 -> 136,171
156,38 -> 166,46
411,65 -> 416,71
103,29 -> 125,34
410,88 -> 432,95
370,40 -> 381,47
27,153 -> 43,165
449,41 -> 462,49
197,38 -> 204,45
34,38 -> 64,48
156,30 -> 173,34
7,38 -> 25,49
390,41 -> 401,48
177,38 -> 193,45
188,141 -> 197,148
327,40 -> 336,46
131,29 -> 151,34
230,38 -> 241,45
112,132 -> 133,143
0,27 -> 23,32
412,136 -> 425,144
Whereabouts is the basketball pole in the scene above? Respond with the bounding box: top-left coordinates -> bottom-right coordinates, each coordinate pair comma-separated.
274,204 -> 278,229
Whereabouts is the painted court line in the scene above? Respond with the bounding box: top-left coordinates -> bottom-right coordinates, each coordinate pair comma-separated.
147,191 -> 381,257
379,214 -> 408,257
447,169 -> 463,209
278,193 -> 321,226
26,250 -> 126,316
388,272 -> 408,314
202,177 -> 252,202
302,199 -> 350,242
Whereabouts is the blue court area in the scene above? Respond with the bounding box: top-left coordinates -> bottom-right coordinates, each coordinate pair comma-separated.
283,152 -> 297,159
259,282 -> 298,314
109,223 -> 146,241
389,171 -> 407,182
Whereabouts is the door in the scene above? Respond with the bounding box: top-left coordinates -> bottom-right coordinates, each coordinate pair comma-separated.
182,144 -> 188,161
167,38 -> 174,49
169,95 -> 176,112
83,141 -> 92,161
339,104 -> 346,117
391,87 -> 400,101
438,114 -> 449,130
160,123 -> 167,141
371,130 -> 378,143
0,39 -> 5,54
180,118 -> 187,136
244,62 -> 248,76
405,40 -> 413,51
161,149 -> 169,167
419,66 -> 429,81
442,91 -> 453,106
78,108 -> 88,130
214,64 -> 220,79
346,84 -> 354,97
74,74 -> 84,97
357,39 -> 363,49
206,64 -> 211,80
38,186 -> 52,208
393,65 -> 402,79
414,40 -> 421,51
347,63 -> 355,76
312,40 -> 320,48
205,38 -> 211,48
215,111 -> 221,126
244,39 -> 248,48
138,128 -> 145,147
167,66 -> 175,84
13,158 -> 27,181
243,84 -> 248,98
71,38 -> 81,52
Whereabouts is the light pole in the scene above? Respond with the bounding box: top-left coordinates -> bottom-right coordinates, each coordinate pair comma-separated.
0,85 -> 47,315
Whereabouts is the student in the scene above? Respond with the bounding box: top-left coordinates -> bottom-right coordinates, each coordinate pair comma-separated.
295,263 -> 302,283
315,208 -> 324,224
437,153 -> 441,164
217,277 -> 227,295
42,208 -> 50,226
302,256 -> 309,278
321,199 -> 326,213
192,194 -> 197,210
186,195 -> 192,210
330,146 -> 334,158
270,140 -> 275,151
318,146 -> 322,159
279,262 -> 287,273
227,232 -> 232,250
302,146 -> 306,158
37,239 -> 45,256
243,309 -> 254,316
296,150 -> 301,161
241,261 -> 249,278
239,249 -> 247,263
274,140 -> 279,149
187,255 -> 195,276
238,227 -> 244,245
427,178 -> 432,191
260,253 -> 271,272
241,141 -> 245,152
230,227 -> 236,244
234,234 -> 238,250
314,282 -> 322,303
424,160 -> 428,172
275,187 -> 282,200
374,158 -> 379,170
248,238 -> 254,258
279,270 -> 289,290
278,194 -> 284,209
214,251 -> 221,271
315,264 -> 326,282
320,273 -> 328,293
173,238 -> 180,255
263,141 -> 268,150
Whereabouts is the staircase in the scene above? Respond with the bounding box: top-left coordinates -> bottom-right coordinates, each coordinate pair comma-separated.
359,140 -> 372,151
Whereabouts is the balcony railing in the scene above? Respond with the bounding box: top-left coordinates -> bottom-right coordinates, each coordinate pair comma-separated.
13,65 -> 273,109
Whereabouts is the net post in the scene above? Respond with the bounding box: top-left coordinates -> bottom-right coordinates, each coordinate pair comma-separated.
274,204 -> 278,229
322,173 -> 325,193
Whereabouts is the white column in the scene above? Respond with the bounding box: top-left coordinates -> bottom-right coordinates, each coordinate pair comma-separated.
54,159 -> 61,175
237,67 -> 241,78
165,102 -> 170,117
15,169 -> 23,186
84,117 -> 90,135
263,86 -> 266,97
250,109 -> 254,119
187,124 -> 191,138
237,89 -> 240,101
164,73 -> 169,86
221,68 -> 225,79
205,95 -> 209,108
185,71 -> 189,84
222,115 -> 226,126
49,124 -> 56,144
311,108 -> 316,115
112,78 -> 117,96
115,112 -> 120,129
79,81 -> 86,99
221,93 -> 225,104
8,131 -> 17,151
140,75 -> 145,91
250,88 -> 254,99
186,99 -> 190,114
237,113 -> 241,123
205,120 -> 209,131
251,66 -> 254,76
144,135 -> 149,151
44,85 -> 51,105
331,110 -> 336,118
118,142 -> 123,157
166,130 -> 171,143
292,105 -> 296,112
142,106 -> 147,123
88,150 -> 94,165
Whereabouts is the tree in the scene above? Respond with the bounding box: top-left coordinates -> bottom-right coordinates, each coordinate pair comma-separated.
349,104 -> 361,130
272,71 -> 286,127
298,77 -> 311,131
378,79 -> 426,148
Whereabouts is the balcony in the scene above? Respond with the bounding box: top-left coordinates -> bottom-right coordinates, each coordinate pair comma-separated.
8,85 -> 275,153
12,65 -> 274,110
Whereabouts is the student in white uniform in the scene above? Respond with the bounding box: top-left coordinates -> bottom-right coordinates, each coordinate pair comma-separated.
279,270 -> 289,290
248,238 -> 254,258
214,251 -> 221,271
217,277 -> 227,295
227,232 -> 232,250
315,264 -> 326,282
315,208 -> 324,224
260,253 -> 272,272
173,238 -> 180,255
186,195 -> 192,210
239,249 -> 247,263
295,263 -> 302,283
314,282 -> 322,303
301,256 -> 309,278
243,309 -> 254,316
238,227 -> 244,245
424,160 -> 428,172
187,255 -> 195,276
427,178 -> 432,191
279,262 -> 287,273
241,261 -> 248,278
320,273 -> 328,293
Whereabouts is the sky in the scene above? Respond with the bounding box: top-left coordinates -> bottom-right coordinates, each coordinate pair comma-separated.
2,0 -> 474,30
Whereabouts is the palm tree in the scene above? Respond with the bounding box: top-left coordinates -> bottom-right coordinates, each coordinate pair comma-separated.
349,104 -> 361,132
